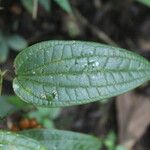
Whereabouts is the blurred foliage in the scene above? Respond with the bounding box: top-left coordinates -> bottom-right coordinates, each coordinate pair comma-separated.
0,96 -> 27,119
136,0 -> 150,7
0,70 -> 6,95
54,0 -> 72,13
103,132 -> 126,150
7,35 -> 27,51
0,43 -> 8,64
21,0 -> 72,17
66,17 -> 80,37
0,31 -> 27,63
28,107 -> 61,128
38,0 -> 51,12
21,0 -> 34,14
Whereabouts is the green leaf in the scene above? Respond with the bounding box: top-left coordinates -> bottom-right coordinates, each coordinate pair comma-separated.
104,132 -> 116,149
28,107 -> 60,119
39,0 -> 51,12
13,41 -> 150,107
37,107 -> 60,119
136,0 -> 150,7
54,0 -> 72,13
28,107 -> 60,128
8,35 -> 27,51
8,95 -> 28,107
116,145 -> 127,150
0,131 -> 45,150
43,119 -> 54,128
21,0 -> 34,14
0,42 -> 9,63
0,31 -> 9,63
0,96 -> 27,118
21,129 -> 102,150
0,31 -> 3,42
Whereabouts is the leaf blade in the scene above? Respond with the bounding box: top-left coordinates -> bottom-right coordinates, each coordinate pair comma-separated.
21,0 -> 34,14
8,35 -> 27,51
0,42 -> 9,63
13,41 -> 150,107
0,96 -> 27,118
0,131 -> 45,150
21,129 -> 102,150
54,0 -> 72,13
136,0 -> 150,7
39,0 -> 51,12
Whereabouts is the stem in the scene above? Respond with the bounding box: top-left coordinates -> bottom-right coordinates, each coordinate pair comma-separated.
33,0 -> 38,19
0,70 -> 7,96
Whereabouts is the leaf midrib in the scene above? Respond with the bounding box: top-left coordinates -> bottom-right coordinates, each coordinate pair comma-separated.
17,68 -> 149,77
16,51 -> 147,75
17,75 -> 147,88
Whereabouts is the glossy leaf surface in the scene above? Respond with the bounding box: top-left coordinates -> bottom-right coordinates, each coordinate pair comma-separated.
21,129 -> 101,150
13,41 -> 150,107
